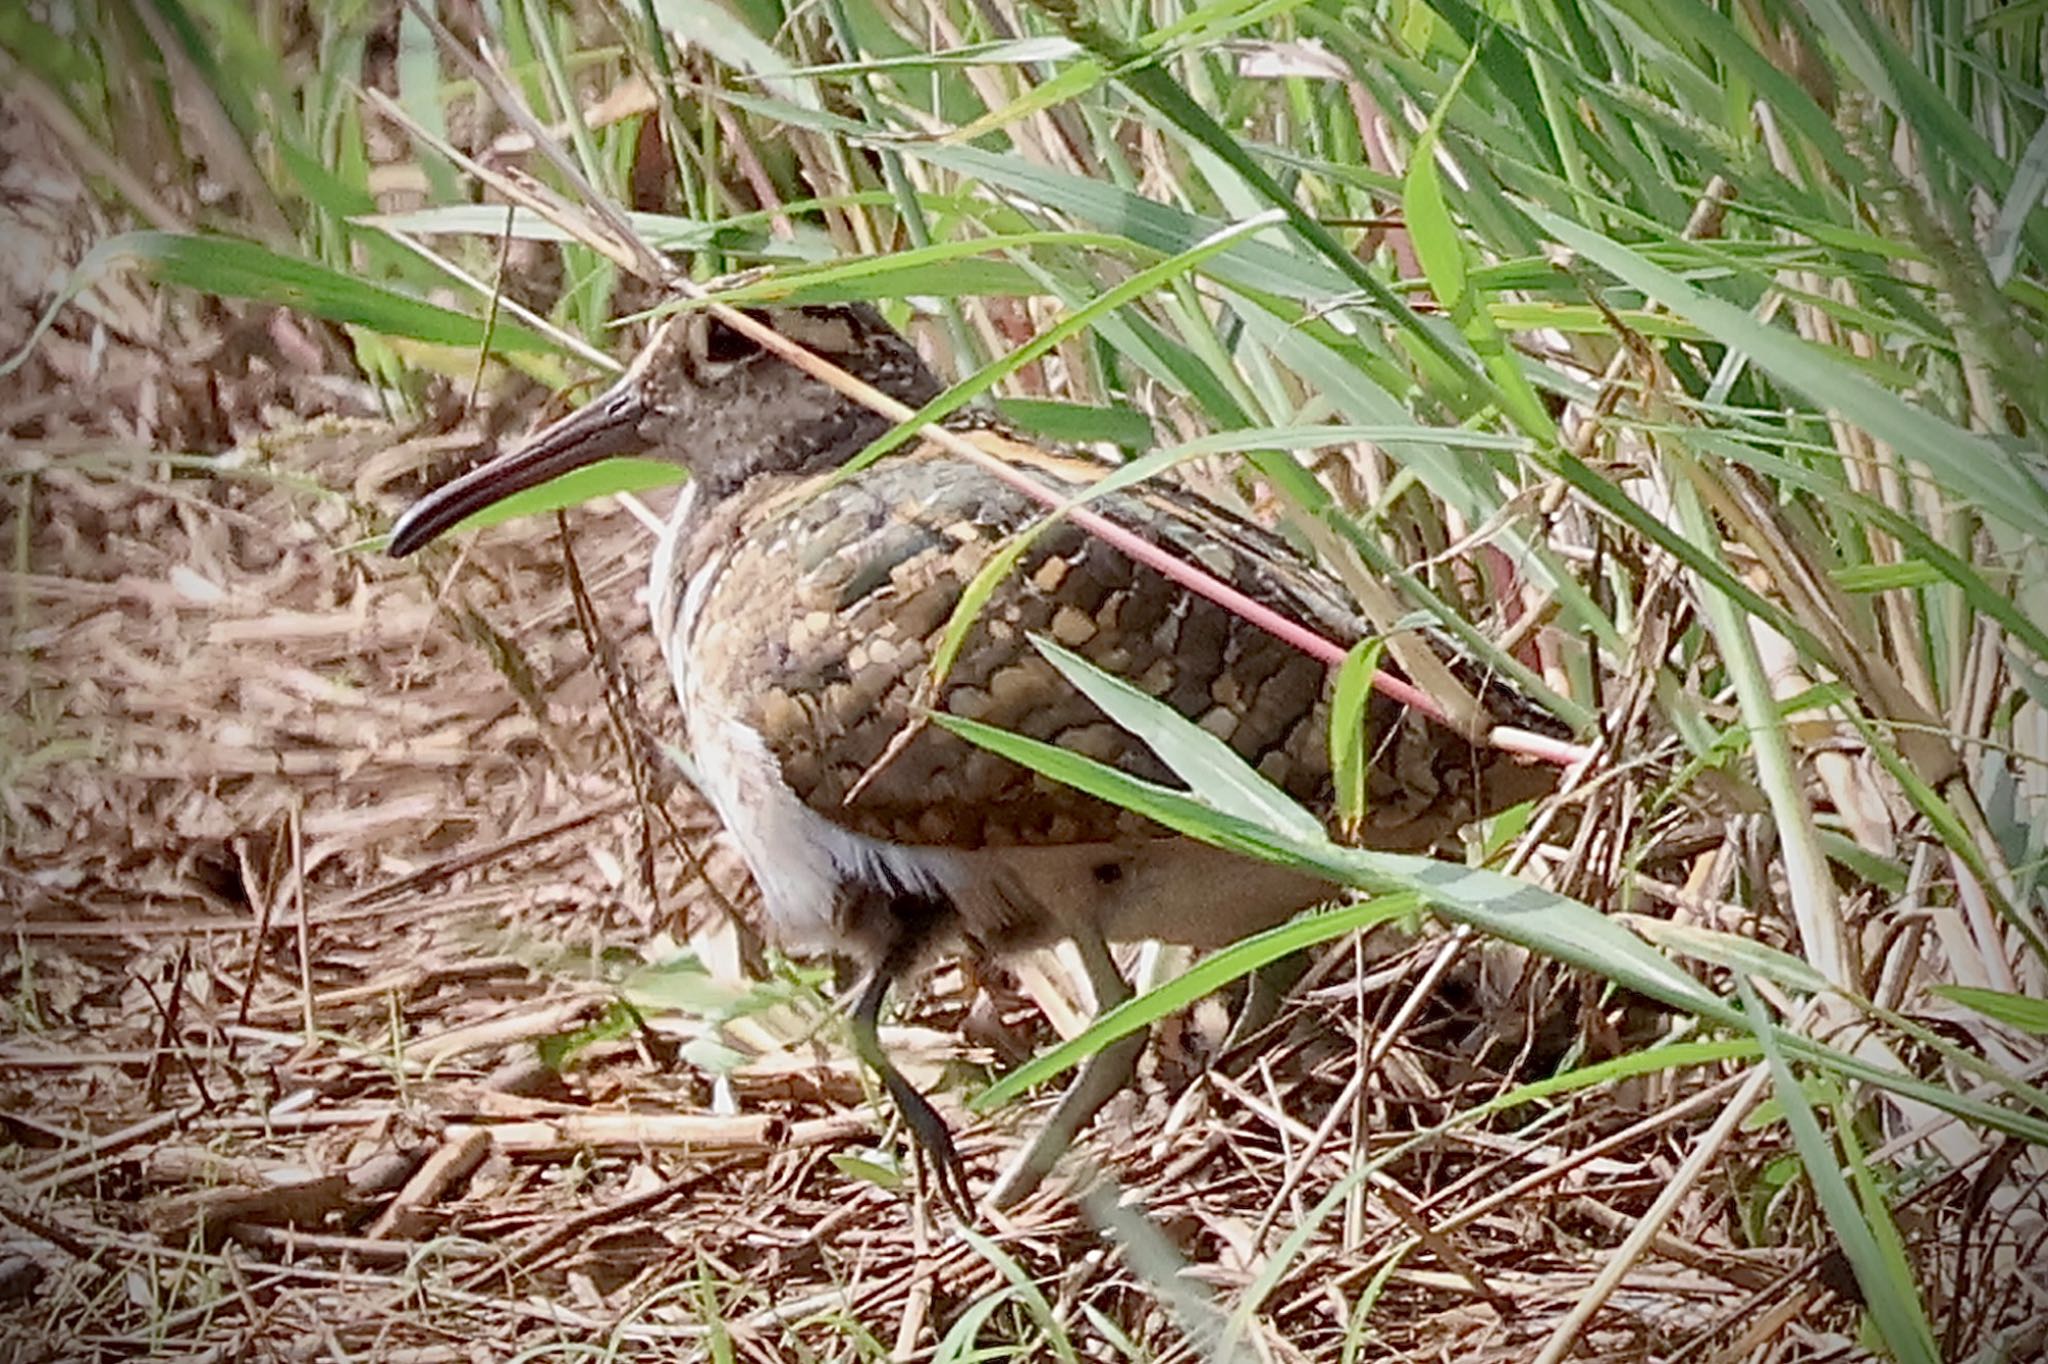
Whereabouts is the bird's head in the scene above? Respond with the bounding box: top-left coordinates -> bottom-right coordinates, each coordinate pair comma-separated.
387,301 -> 942,557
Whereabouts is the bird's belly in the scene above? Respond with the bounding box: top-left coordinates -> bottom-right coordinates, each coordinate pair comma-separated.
679,699 -> 865,953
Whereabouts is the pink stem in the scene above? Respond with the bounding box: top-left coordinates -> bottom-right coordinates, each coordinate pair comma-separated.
951,443 -> 1593,770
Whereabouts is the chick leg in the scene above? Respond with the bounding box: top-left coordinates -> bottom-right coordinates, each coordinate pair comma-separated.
988,927 -> 1144,1210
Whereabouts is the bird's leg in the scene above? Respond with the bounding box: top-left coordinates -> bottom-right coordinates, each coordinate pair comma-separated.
847,926 -> 974,1215
988,926 -> 1146,1210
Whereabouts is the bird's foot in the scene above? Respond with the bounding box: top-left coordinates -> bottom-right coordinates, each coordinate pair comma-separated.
875,1064 -> 975,1218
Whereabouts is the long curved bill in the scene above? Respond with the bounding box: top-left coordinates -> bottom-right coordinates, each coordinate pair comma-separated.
386,380 -> 651,558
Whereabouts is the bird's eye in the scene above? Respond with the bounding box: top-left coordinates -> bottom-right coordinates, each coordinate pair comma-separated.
703,319 -> 762,365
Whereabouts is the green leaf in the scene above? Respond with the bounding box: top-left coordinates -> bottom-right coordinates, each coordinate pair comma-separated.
646,0 -> 820,108
1329,637 -> 1385,835
828,1152 -> 905,1190
1987,115 -> 2048,287
1739,977 -> 1941,1364
1398,81 -> 1553,438
976,895 -> 1421,1108
536,1000 -> 638,1071
938,702 -> 1718,1017
5,231 -> 559,379
779,34 -> 1081,73
944,55 -> 1106,143
1829,560 -> 1950,593
1028,636 -> 1327,844
1816,832 -> 1908,896
924,521 -> 1057,691
1404,146 -> 1468,312
990,397 -> 1155,449
362,201 -> 865,260
679,1035 -> 749,1074
1930,985 -> 2048,1036
707,231 -> 1124,300
1629,918 -> 1833,995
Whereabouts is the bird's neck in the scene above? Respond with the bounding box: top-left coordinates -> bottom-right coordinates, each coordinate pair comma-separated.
686,407 -> 898,503
685,401 -> 1019,504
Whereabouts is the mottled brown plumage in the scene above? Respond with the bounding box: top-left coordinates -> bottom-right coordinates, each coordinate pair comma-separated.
389,300 -> 1563,1211
666,428 -> 1546,859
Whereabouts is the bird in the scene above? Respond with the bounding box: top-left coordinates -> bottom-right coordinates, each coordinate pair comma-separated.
387,299 -> 1563,1211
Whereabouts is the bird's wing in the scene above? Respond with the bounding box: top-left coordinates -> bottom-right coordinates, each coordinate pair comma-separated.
673,428 -> 1549,852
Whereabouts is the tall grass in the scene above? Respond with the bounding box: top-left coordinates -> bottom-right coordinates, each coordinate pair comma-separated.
12,0 -> 2047,1356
